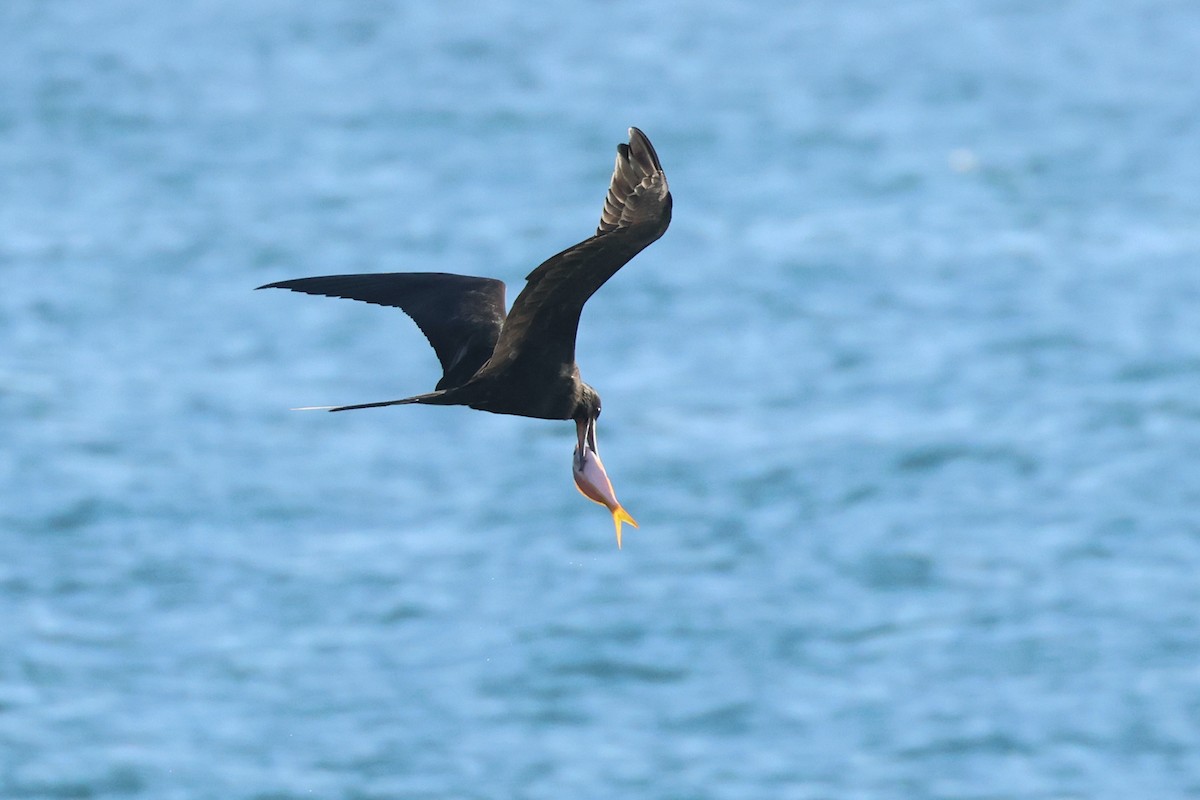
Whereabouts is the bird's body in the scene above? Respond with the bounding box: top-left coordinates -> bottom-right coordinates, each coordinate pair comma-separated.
258,128 -> 671,546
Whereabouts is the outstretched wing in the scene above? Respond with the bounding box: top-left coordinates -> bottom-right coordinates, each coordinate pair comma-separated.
485,127 -> 671,378
257,272 -> 506,390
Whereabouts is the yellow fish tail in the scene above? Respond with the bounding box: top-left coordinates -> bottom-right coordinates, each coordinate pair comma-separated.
612,505 -> 638,549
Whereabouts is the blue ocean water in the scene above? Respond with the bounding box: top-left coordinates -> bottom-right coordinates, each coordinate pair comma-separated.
4,0 -> 1200,797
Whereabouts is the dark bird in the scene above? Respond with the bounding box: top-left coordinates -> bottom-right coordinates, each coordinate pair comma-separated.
257,127 -> 671,547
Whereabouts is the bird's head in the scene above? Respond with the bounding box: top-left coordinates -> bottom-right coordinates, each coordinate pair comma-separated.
571,387 -> 637,548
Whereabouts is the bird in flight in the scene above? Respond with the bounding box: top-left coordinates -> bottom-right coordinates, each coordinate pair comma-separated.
258,128 -> 672,547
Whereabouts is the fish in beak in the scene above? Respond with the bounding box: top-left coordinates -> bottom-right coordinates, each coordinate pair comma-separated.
573,417 -> 637,548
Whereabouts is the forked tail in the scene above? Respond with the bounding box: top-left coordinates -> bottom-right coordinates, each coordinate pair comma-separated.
291,389 -> 450,413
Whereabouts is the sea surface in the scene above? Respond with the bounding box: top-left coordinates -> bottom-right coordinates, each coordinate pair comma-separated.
4,1 -> 1200,798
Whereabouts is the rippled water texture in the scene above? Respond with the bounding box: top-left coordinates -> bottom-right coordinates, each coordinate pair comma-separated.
4,1 -> 1200,797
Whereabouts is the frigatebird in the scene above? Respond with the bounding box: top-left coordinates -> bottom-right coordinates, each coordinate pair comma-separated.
258,127 -> 671,547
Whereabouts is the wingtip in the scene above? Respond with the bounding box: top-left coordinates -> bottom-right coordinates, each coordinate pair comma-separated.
623,126 -> 662,175
595,126 -> 668,235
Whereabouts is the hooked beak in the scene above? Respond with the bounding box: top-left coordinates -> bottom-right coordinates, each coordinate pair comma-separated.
573,417 -> 637,548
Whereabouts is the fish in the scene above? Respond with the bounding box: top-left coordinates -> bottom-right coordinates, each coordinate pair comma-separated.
573,441 -> 638,549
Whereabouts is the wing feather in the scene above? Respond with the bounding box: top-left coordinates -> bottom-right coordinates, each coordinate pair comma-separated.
597,127 -> 671,235
257,272 -> 506,390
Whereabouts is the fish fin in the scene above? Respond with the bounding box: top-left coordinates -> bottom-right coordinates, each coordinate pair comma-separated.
612,505 -> 638,549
